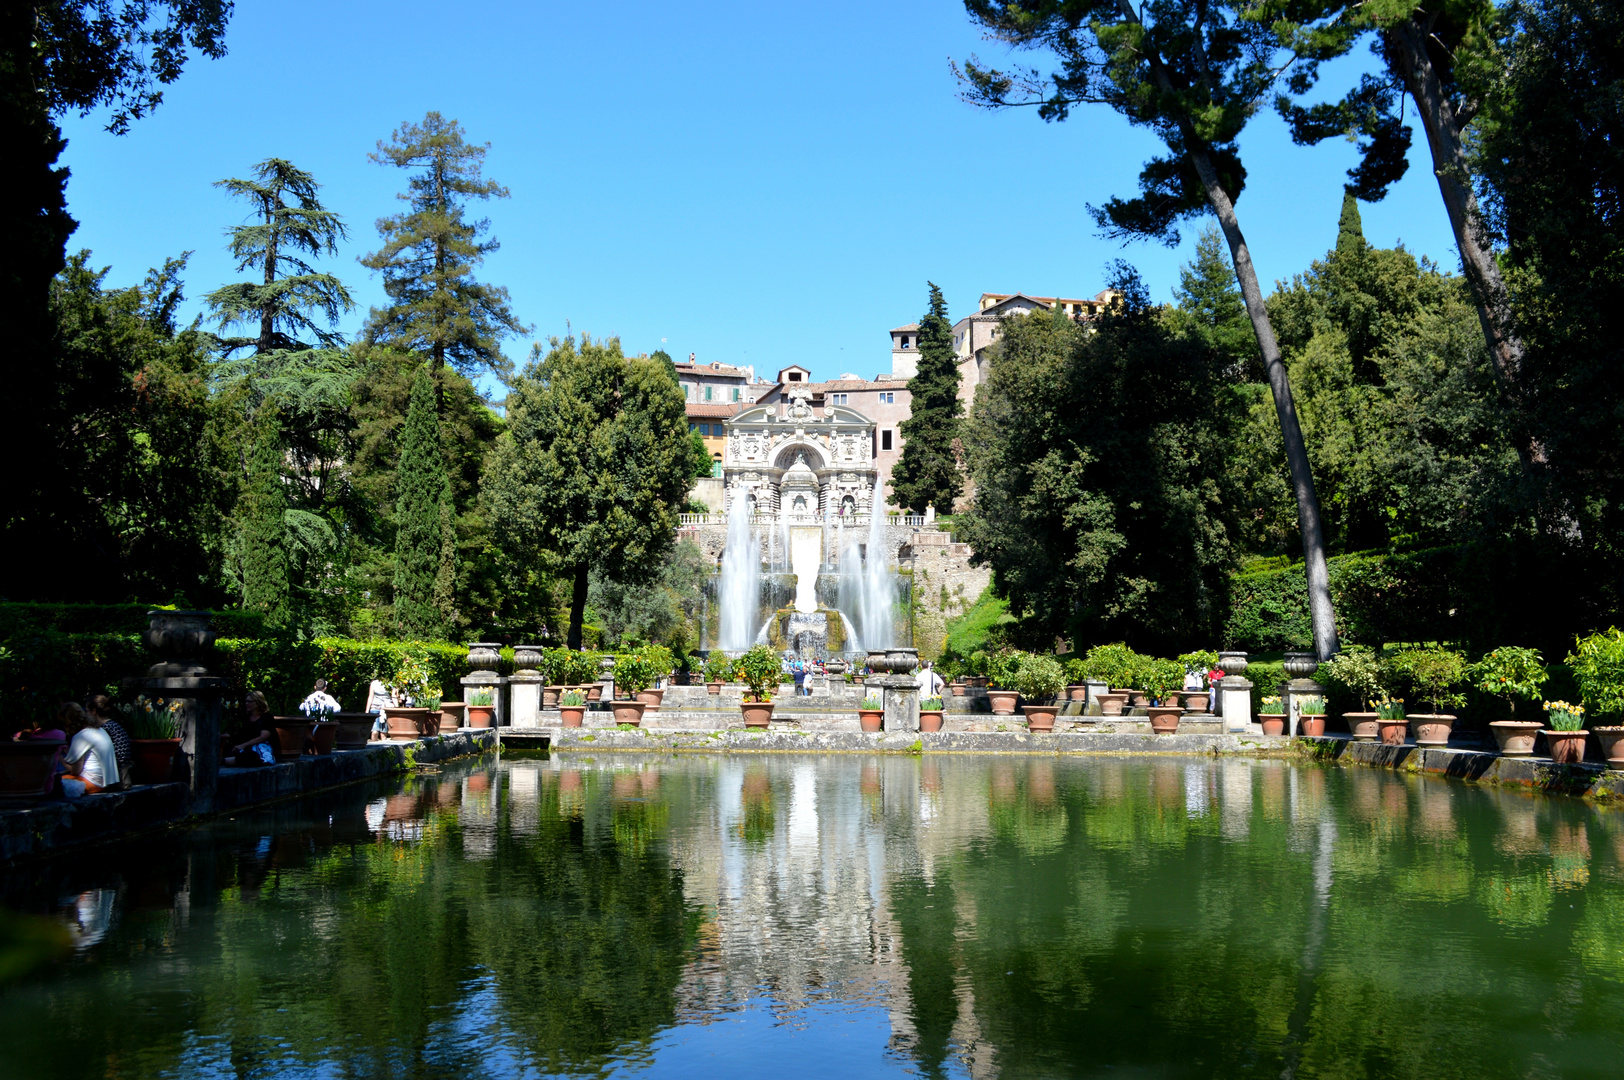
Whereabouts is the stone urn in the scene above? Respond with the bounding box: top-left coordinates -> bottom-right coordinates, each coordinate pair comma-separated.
1217,651 -> 1249,678
1592,727 -> 1624,770
1147,706 -> 1181,734
987,690 -> 1018,715
1282,652 -> 1320,678
867,648 -> 919,674
512,645 -> 544,674
467,643 -> 503,674
1544,728 -> 1588,764
1345,712 -> 1379,740
142,609 -> 217,675
1489,720 -> 1543,756
1024,705 -> 1059,732
1409,714 -> 1456,748
1098,692 -> 1130,716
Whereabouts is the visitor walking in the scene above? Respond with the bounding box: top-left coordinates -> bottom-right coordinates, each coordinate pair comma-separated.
792,658 -> 806,696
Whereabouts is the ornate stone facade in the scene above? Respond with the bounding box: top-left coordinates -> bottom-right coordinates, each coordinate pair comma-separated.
721,387 -> 881,518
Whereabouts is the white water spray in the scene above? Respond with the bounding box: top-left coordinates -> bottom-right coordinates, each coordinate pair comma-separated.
717,491 -> 762,651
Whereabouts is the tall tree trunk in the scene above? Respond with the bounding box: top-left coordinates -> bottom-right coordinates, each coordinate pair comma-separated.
1384,17 -> 1526,401
259,181 -> 279,354
567,561 -> 589,651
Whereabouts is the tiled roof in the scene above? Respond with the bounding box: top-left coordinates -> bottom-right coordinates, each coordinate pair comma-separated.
891,324 -> 919,333
686,402 -> 745,419
675,362 -> 748,377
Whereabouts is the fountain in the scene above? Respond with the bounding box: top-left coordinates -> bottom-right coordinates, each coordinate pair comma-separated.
717,491 -> 762,651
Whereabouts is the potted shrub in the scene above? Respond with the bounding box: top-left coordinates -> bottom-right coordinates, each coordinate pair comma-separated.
734,644 -> 781,727
1389,647 -> 1465,747
1542,700 -> 1588,763
125,696 -> 183,783
1138,657 -> 1184,734
858,695 -> 884,732
1569,629 -> 1624,768
466,686 -> 495,728
919,696 -> 944,732
1469,646 -> 1549,756
1011,653 -> 1064,732
558,689 -> 587,728
1374,698 -> 1408,746
1259,695 -> 1286,736
1298,695 -> 1327,737
636,644 -> 675,708
703,654 -> 732,694
1063,657 -> 1090,702
559,649 -> 602,700
1322,646 -> 1385,740
985,650 -> 1023,715
609,651 -> 656,726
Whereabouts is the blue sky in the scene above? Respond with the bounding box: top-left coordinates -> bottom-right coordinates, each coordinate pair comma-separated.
59,0 -> 1459,387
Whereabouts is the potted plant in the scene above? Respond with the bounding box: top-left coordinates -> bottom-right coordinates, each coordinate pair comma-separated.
1063,657 -> 1090,702
1374,698 -> 1408,746
1542,700 -> 1588,763
438,699 -> 466,732
1322,646 -> 1385,740
985,650 -> 1023,715
733,645 -> 780,727
858,695 -> 884,732
124,696 -> 183,783
1569,629 -> 1624,768
1389,647 -> 1465,747
558,689 -> 587,728
1010,653 -> 1065,732
417,693 -> 444,738
559,649 -> 601,700
635,644 -> 675,708
609,651 -> 656,726
1259,694 -> 1287,736
703,654 -> 732,694
1469,646 -> 1549,756
542,647 -> 568,708
1298,695 -> 1327,737
466,686 -> 495,728
919,696 -> 944,732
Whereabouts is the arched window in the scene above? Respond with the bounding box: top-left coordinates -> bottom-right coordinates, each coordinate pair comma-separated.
792,495 -> 807,512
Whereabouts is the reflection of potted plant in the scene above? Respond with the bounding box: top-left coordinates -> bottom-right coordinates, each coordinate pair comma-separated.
1569,629 -> 1624,767
124,696 -> 183,783
1469,646 -> 1548,756
609,652 -> 656,726
1010,654 -> 1064,732
1322,646 -> 1384,740
1298,695 -> 1327,737
466,687 -> 495,728
703,654 -> 731,694
1543,700 -> 1588,763
1374,698 -> 1408,745
919,696 -> 944,732
558,690 -> 587,728
1389,647 -> 1465,747
735,645 -> 781,727
1259,695 -> 1286,736
858,695 -> 884,732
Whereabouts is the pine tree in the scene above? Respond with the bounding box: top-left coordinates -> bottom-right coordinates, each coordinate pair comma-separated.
394,367 -> 450,638
1172,225 -> 1258,377
239,405 -> 290,625
891,282 -> 964,514
361,112 -> 528,379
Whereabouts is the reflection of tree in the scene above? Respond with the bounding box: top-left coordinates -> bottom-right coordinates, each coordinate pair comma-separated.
735,765 -> 775,846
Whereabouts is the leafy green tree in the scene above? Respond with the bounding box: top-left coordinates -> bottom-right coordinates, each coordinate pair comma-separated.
394,367 -> 452,638
1167,225 -> 1258,379
891,282 -> 964,514
484,336 -> 692,649
360,112 -> 528,379
587,540 -> 709,648
687,428 -> 714,478
238,404 -> 290,625
959,0 -> 1342,658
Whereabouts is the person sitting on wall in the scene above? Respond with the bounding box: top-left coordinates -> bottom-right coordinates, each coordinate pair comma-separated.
225,691 -> 276,767
86,695 -> 133,780
60,702 -> 119,796
366,677 -> 392,741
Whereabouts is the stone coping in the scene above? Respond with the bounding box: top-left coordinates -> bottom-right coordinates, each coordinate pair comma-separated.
1299,734 -> 1624,801
0,731 -> 496,866
527,727 -> 1287,755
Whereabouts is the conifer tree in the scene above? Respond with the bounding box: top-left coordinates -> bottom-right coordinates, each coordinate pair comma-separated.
395,367 -> 451,638
891,283 -> 964,514
239,405 -> 290,626
1336,190 -> 1365,259
361,112 -> 528,380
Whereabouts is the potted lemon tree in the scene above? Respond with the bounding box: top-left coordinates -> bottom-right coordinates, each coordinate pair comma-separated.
1010,654 -> 1064,732
1469,646 -> 1548,756
609,652 -> 657,727
1390,647 -> 1465,747
1569,629 -> 1624,768
735,644 -> 781,728
1322,646 -> 1384,740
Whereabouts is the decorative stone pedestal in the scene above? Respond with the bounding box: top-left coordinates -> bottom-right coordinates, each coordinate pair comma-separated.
127,610 -> 227,813
1217,651 -> 1252,734
1280,652 -> 1324,737
508,645 -> 544,728
867,648 -> 921,733
462,642 -> 509,727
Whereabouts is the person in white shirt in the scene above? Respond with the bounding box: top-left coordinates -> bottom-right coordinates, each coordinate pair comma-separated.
922,662 -> 945,699
300,679 -> 342,716
366,679 -> 392,741
60,702 -> 119,795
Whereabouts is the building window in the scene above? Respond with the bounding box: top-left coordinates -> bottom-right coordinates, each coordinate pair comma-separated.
830,392 -> 848,405
697,423 -> 709,436
878,391 -> 894,404
688,422 -> 697,431
732,387 -> 741,401
788,372 -> 801,382
901,335 -> 911,348
881,429 -> 893,451
704,385 -> 713,401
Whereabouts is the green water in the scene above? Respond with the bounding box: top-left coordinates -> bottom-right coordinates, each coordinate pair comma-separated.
1,752 -> 1623,1079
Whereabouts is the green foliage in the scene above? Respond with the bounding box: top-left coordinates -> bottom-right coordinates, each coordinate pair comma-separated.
1567,629 -> 1624,722
1080,643 -> 1143,691
1374,698 -> 1407,721
467,686 -> 494,707
891,282 -> 963,514
547,649 -> 601,686
394,367 -> 451,638
920,697 -> 944,711
702,654 -> 733,683
1137,658 -> 1186,702
238,404 -> 290,625
360,112 -> 527,379
861,696 -> 884,711
941,587 -> 1013,661
985,650 -> 1022,690
588,540 -> 707,649
1166,226 -> 1259,379
120,695 -> 179,739
559,690 -> 586,707
687,428 -> 713,478
1008,653 -> 1065,701
1178,650 -> 1220,679
0,603 -> 263,640
1468,647 -> 1548,707
1385,647 -> 1467,714
1298,695 -> 1327,716
212,636 -> 466,715
733,645 -> 782,702
1320,645 -> 1386,710
611,652 -> 658,697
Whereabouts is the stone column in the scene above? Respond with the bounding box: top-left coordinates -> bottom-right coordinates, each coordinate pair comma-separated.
461,643 -> 508,726
1280,652 -> 1325,737
129,610 -> 226,813
1084,679 -> 1109,708
1218,651 -> 1253,734
508,645 -> 543,727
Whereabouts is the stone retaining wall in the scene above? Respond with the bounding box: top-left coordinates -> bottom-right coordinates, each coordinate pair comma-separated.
1299,735 -> 1624,801
536,728 -> 1287,755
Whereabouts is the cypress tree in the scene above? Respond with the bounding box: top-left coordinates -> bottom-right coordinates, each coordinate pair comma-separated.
239,405 -> 290,625
891,282 -> 964,514
395,367 -> 450,638
1335,189 -> 1366,260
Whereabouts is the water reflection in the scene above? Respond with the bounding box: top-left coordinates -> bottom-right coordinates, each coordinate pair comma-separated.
2,753 -> 1624,1078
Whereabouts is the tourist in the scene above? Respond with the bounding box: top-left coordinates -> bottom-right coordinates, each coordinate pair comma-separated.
301,678 -> 342,715
922,662 -> 945,699
792,658 -> 806,696
60,702 -> 119,795
226,691 -> 276,767
366,677 -> 391,741
12,715 -> 67,742
87,695 -> 133,778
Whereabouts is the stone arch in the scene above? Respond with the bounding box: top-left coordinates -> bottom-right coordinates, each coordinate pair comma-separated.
772,441 -> 829,471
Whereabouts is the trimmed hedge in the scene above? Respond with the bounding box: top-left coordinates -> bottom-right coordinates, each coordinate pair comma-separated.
0,602 -> 267,641
212,638 -> 482,716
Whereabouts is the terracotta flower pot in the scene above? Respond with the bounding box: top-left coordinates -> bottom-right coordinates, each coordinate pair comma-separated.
707,682 -> 723,694
0,740 -> 66,797
439,702 -> 466,732
635,687 -> 665,711
951,683 -> 967,697
1098,692 -> 1130,717
559,705 -> 586,727
1147,706 -> 1181,734
1067,685 -> 1089,702
1593,726 -> 1624,770
586,684 -> 603,702
1024,705 -> 1059,732
987,690 -> 1019,715
466,705 -> 493,729
273,717 -> 315,758
919,710 -> 944,732
610,700 -> 647,726
1489,720 -> 1543,756
742,701 -> 774,728
312,721 -> 339,755
542,686 -> 563,708
333,712 -> 373,750
857,708 -> 883,732
1183,692 -> 1210,712
1376,717 -> 1409,746
1299,715 -> 1326,737
128,738 -> 181,784
1408,714 -> 1456,747
1544,729 -> 1588,764
1260,713 -> 1287,736
1344,712 -> 1379,741
1129,691 -> 1151,707
385,710 -> 422,741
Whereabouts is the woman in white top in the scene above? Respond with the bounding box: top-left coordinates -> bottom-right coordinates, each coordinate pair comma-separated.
61,702 -> 119,794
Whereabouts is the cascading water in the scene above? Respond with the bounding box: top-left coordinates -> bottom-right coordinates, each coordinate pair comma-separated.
860,480 -> 895,649
717,492 -> 762,652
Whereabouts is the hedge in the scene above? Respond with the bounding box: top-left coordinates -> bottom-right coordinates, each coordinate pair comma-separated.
0,602 -> 268,641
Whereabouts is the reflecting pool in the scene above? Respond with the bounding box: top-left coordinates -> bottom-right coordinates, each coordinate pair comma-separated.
3,752 -> 1624,1078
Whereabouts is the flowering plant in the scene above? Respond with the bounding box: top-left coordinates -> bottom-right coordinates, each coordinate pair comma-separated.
120,695 -> 180,739
1374,698 -> 1407,721
1298,695 -> 1327,716
1544,700 -> 1586,732
1260,695 -> 1283,712
559,690 -> 587,707
861,696 -> 884,711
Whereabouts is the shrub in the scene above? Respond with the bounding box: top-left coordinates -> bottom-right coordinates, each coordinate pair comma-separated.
986,649 -> 1023,689
1567,628 -> 1624,722
1138,658 -> 1185,702
1386,647 -> 1466,714
1177,650 -> 1220,683
733,645 -> 782,702
702,654 -> 733,682
612,652 -> 658,696
1063,657 -> 1090,685
1320,646 -> 1386,711
1467,646 -> 1548,721
1081,643 -> 1142,690
1008,654 -> 1065,701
